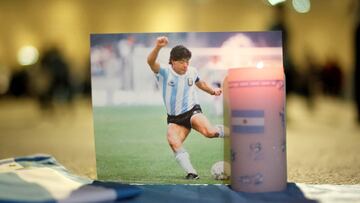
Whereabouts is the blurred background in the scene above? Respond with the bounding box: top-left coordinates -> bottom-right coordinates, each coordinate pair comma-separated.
0,0 -> 359,184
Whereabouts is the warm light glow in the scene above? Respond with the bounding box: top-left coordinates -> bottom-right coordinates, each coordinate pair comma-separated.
267,0 -> 286,6
292,0 -> 311,13
17,46 -> 39,66
256,61 -> 265,69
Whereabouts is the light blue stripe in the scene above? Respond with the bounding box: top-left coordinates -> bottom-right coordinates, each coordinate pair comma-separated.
159,67 -> 166,76
182,78 -> 190,114
170,76 -> 178,115
0,173 -> 55,202
232,125 -> 264,134
161,69 -> 168,105
232,110 -> 264,117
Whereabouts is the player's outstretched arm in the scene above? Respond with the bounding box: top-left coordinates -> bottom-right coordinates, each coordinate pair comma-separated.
147,36 -> 168,73
195,80 -> 222,96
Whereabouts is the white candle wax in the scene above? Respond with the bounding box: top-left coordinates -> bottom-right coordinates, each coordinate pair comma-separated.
226,67 -> 287,193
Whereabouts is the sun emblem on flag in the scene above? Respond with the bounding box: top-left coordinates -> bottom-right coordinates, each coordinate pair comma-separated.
242,119 -> 247,124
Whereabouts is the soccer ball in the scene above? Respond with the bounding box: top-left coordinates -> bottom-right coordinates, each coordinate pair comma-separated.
210,161 -> 230,180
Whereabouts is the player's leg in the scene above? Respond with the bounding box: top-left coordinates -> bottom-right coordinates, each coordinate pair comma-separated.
167,123 -> 189,152
167,123 -> 199,179
190,113 -> 224,138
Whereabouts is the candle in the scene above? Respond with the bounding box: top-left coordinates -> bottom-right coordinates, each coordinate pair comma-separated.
226,67 -> 287,193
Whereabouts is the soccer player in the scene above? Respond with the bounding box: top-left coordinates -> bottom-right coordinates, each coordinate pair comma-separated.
147,36 -> 224,180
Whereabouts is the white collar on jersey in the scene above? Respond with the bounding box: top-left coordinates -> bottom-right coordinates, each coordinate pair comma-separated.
169,65 -> 193,77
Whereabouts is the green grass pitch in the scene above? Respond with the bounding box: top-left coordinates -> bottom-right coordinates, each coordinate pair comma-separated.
93,104 -> 229,184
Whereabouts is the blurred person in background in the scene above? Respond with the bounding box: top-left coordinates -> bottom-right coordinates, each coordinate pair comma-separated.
321,58 -> 343,97
301,51 -> 321,110
82,59 -> 92,96
269,3 -> 297,97
38,47 -> 74,110
353,0 -> 360,124
8,68 -> 31,97
203,55 -> 226,116
117,36 -> 135,90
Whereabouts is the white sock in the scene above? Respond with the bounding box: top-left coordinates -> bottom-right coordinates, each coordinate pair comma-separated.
174,148 -> 197,174
216,124 -> 225,138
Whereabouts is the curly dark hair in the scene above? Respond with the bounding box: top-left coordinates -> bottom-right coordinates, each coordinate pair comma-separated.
169,45 -> 192,64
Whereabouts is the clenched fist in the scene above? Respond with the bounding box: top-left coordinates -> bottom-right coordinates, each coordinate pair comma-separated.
212,88 -> 222,96
156,36 -> 168,48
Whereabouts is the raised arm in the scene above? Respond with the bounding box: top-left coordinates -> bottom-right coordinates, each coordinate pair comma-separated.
147,36 -> 168,73
195,79 -> 222,96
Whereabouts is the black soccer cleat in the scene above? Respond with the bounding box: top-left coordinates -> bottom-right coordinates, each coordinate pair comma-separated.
185,173 -> 199,180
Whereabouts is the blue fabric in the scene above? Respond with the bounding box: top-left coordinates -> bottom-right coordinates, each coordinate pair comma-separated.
15,155 -> 54,163
92,181 -> 142,200
122,183 -> 317,203
0,154 -> 142,203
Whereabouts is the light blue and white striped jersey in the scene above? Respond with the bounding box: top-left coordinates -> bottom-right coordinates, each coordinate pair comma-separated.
156,65 -> 200,116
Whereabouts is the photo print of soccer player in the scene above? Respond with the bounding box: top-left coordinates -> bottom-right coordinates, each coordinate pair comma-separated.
147,36 -> 224,180
90,32 -> 283,184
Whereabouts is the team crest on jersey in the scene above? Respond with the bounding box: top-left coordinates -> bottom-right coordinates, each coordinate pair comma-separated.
187,78 -> 193,86
168,80 -> 175,86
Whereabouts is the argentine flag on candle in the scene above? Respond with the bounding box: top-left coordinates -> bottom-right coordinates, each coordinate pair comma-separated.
231,110 -> 265,134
